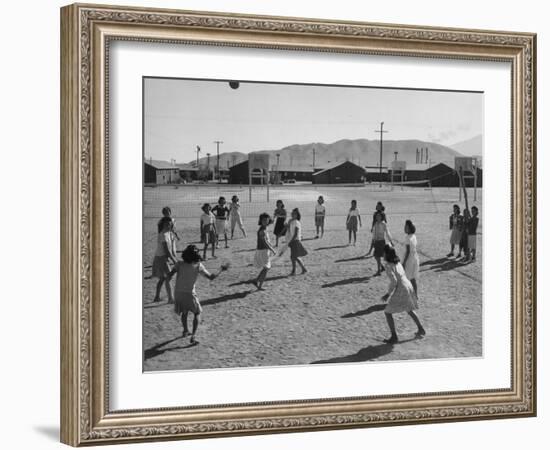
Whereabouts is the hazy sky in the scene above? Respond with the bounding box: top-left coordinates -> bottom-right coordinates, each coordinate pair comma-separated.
144,77 -> 483,162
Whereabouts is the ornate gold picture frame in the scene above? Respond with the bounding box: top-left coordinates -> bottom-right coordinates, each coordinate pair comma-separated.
60,3 -> 536,446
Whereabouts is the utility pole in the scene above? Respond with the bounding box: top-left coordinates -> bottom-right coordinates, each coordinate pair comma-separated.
213,140 -> 223,183
375,122 -> 389,187
196,145 -> 201,168
394,151 -> 398,161
312,147 -> 316,168
206,153 -> 211,181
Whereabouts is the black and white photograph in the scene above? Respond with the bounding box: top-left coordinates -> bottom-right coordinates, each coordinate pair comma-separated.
142,77 -> 483,372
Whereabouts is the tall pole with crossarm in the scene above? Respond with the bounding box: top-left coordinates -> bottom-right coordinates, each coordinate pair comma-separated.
213,140 -> 223,183
375,122 -> 389,187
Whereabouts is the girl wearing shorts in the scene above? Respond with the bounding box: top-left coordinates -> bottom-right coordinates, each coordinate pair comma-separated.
229,195 -> 246,239
314,195 -> 326,239
200,203 -> 217,260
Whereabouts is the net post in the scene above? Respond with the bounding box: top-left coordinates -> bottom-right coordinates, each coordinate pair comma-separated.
266,170 -> 270,203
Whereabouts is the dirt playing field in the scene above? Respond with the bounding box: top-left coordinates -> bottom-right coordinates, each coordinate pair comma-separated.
143,184 -> 482,372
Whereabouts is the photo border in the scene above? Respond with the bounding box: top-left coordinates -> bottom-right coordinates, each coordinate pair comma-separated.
60,3 -> 536,446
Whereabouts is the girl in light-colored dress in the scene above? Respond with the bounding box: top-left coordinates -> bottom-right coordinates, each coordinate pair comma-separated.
381,245 -> 425,344
152,217 -> 177,304
448,204 -> 463,257
402,219 -> 420,295
169,245 -> 220,344
287,208 -> 308,276
253,213 -> 276,290
345,199 -> 362,246
229,195 -> 247,239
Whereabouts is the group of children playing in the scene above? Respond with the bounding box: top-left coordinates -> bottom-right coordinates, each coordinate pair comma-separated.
150,195 -> 479,345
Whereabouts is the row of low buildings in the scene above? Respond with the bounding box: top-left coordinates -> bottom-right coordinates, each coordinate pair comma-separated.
228,160 -> 482,187
145,159 -> 482,187
144,160 -> 229,184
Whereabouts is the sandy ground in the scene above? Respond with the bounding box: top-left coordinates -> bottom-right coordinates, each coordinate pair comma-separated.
143,185 -> 482,371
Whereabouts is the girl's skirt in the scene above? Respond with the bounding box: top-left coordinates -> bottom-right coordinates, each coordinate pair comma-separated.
273,217 -> 286,236
347,215 -> 358,232
289,240 -> 308,259
450,228 -> 461,245
468,234 -> 477,249
459,230 -> 469,251
215,219 -> 228,235
174,291 -> 202,315
384,280 -> 418,314
315,215 -> 325,227
373,239 -> 386,259
152,255 -> 170,278
254,249 -> 272,269
404,254 -> 420,280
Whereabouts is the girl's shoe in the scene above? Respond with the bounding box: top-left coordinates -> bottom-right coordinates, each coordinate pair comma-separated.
446,252 -> 454,257
415,328 -> 426,338
383,335 -> 399,344
290,271 -> 296,276
182,331 -> 190,338
190,335 -> 198,344
301,268 -> 308,274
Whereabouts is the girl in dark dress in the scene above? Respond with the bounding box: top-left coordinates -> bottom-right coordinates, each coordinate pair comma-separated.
273,200 -> 287,247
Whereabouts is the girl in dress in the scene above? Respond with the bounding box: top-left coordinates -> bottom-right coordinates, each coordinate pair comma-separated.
253,213 -> 276,290
200,203 -> 217,260
152,217 -> 177,303
402,220 -> 420,295
273,200 -> 287,247
229,195 -> 247,239
345,199 -> 362,246
381,245 -> 426,344
372,211 -> 394,276
314,195 -> 326,239
287,208 -> 308,276
170,245 -> 225,344
447,204 -> 463,257
459,207 -> 471,261
467,206 -> 480,261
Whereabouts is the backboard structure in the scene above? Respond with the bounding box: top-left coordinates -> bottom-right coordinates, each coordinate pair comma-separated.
390,160 -> 406,190
248,153 -> 270,202
454,156 -> 479,202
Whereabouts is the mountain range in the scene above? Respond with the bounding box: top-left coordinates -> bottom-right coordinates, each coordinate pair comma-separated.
449,134 -> 483,157
185,138 -> 467,169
